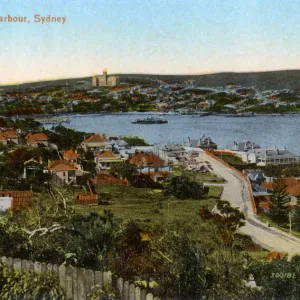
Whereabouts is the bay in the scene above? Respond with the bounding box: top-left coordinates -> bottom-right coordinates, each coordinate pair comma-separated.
43,113 -> 300,155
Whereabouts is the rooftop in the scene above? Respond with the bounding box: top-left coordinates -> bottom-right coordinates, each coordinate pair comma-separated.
48,160 -> 76,171
82,134 -> 107,144
130,152 -> 165,167
25,132 -> 49,143
63,149 -> 80,159
262,178 -> 300,196
95,151 -> 118,159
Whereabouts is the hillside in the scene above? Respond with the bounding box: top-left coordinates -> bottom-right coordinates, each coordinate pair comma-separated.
2,70 -> 300,91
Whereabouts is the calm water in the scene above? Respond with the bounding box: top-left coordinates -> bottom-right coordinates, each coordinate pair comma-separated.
44,113 -> 300,155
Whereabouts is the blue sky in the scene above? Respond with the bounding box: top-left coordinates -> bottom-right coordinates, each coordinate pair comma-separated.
1,0 -> 300,84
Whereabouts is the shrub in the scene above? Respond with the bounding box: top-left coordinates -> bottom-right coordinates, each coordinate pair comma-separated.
0,264 -> 66,300
166,176 -> 208,199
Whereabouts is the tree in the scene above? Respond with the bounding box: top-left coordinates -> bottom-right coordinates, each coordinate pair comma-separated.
200,200 -> 245,248
166,175 -> 208,199
292,197 -> 300,232
122,136 -> 150,147
268,179 -> 290,226
110,162 -> 137,181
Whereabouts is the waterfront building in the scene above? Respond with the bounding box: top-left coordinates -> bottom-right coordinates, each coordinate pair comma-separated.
92,68 -> 120,87
254,147 -> 298,166
227,140 -> 260,152
184,135 -> 217,150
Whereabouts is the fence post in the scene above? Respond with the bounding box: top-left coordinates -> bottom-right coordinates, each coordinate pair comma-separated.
95,270 -> 103,288
135,286 -> 141,300
34,261 -> 42,273
47,263 -> 53,272
1,256 -> 7,265
146,293 -> 154,300
41,262 -> 47,273
72,267 -> 79,300
7,257 -> 13,267
78,268 -> 86,299
53,264 -> 59,274
123,281 -> 130,300
116,277 -> 123,296
21,259 -> 29,270
13,258 -> 22,270
65,266 -> 73,299
58,265 -> 66,290
27,260 -> 34,270
103,270 -> 112,286
129,283 -> 135,300
86,269 -> 95,294
140,289 -> 147,300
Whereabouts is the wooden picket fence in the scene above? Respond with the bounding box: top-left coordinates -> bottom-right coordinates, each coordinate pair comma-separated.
0,256 -> 160,300
205,150 -> 257,214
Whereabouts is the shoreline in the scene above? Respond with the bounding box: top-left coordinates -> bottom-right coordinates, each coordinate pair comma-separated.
5,111 -> 300,119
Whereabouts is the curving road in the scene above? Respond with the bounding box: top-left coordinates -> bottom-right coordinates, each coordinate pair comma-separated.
203,151 -> 300,257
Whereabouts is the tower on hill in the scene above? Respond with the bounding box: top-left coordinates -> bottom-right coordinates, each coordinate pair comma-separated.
92,68 -> 120,87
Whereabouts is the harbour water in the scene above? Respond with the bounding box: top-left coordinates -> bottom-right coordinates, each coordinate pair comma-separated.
43,113 -> 300,155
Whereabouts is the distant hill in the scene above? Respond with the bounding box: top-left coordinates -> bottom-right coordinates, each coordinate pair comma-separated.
2,70 -> 300,91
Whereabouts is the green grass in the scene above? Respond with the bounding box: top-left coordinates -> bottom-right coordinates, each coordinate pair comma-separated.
258,215 -> 300,239
171,167 -> 225,183
75,185 -> 223,231
74,185 -> 269,257
241,250 -> 270,261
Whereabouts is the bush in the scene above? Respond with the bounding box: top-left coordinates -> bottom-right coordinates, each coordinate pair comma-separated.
166,176 -> 208,199
0,264 -> 66,300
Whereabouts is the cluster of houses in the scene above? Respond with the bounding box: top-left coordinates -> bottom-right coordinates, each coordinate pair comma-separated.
0,128 -> 49,147
224,139 -> 300,214
226,140 -> 298,166
2,81 -> 300,116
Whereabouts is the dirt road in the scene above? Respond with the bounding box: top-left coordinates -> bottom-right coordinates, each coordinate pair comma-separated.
203,152 -> 300,257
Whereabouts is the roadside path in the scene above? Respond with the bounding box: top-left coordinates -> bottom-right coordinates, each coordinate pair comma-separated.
203,152 -> 300,257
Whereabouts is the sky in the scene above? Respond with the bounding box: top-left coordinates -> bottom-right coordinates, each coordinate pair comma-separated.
1,0 -> 300,84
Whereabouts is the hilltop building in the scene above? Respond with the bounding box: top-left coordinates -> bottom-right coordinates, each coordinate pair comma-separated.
92,68 -> 120,87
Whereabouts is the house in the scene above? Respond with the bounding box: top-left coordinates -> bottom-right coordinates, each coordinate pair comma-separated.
94,151 -> 123,171
185,135 -> 217,150
109,139 -> 130,151
63,149 -> 80,164
227,140 -> 261,163
25,132 -> 49,147
228,140 -> 260,152
119,146 -> 154,160
0,128 -> 20,145
129,152 -> 171,182
47,160 -> 77,186
254,147 -> 298,166
81,134 -> 111,153
153,142 -> 186,165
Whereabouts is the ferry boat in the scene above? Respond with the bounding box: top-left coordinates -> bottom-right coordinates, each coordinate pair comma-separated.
131,116 -> 168,124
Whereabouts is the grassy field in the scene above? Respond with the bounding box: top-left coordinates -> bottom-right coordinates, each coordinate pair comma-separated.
75,184 -> 223,231
258,215 -> 300,239
172,167 -> 225,183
